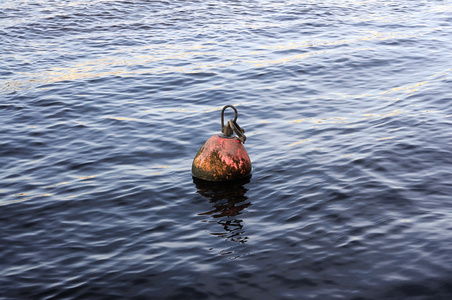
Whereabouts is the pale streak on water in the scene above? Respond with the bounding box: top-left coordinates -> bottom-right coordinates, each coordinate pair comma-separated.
1,0 -> 452,299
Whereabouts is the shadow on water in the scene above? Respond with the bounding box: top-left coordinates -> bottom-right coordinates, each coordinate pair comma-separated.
193,175 -> 252,245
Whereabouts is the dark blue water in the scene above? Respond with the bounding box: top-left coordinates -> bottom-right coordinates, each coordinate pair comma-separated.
1,0 -> 452,299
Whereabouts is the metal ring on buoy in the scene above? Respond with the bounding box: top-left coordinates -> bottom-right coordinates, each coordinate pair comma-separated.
221,105 -> 238,132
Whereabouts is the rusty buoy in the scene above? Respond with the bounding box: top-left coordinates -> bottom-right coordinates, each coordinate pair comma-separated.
192,105 -> 252,182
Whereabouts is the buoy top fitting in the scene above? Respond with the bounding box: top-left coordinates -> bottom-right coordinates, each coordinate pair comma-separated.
192,105 -> 252,182
220,105 -> 246,143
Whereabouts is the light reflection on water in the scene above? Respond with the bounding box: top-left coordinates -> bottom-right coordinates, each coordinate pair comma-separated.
1,25 -> 440,93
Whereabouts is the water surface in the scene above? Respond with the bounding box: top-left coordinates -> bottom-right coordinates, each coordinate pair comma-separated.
1,0 -> 452,299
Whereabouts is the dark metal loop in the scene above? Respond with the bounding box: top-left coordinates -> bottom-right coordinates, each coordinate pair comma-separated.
221,105 -> 238,132
220,105 -> 246,143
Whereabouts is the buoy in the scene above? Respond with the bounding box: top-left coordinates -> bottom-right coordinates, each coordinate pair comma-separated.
192,105 -> 252,182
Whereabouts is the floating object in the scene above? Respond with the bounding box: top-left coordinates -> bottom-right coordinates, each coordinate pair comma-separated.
192,105 -> 252,182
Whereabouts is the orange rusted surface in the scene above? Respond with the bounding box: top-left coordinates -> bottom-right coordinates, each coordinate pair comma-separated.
192,134 -> 252,181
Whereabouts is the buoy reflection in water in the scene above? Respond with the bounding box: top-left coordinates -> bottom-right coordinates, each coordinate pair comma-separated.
194,176 -> 251,244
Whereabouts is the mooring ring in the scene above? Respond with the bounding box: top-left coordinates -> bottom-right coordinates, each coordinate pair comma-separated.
221,105 -> 238,131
